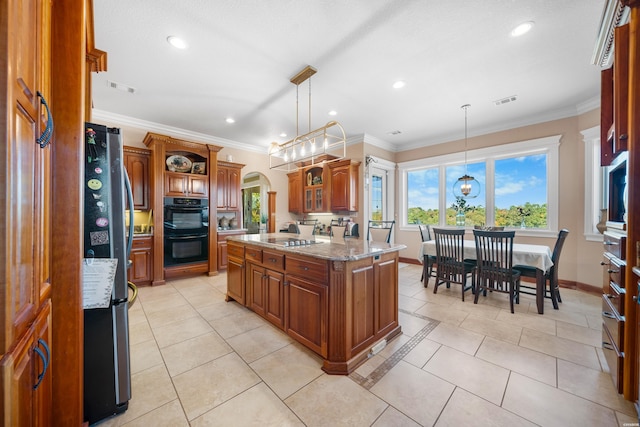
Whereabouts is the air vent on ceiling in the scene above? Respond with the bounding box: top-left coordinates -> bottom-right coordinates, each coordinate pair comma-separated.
387,130 -> 402,135
494,95 -> 517,106
106,80 -> 136,94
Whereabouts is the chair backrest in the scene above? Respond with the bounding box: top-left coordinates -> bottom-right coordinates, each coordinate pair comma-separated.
549,229 -> 569,280
297,224 -> 316,238
367,220 -> 395,243
473,229 -> 516,273
418,224 -> 432,242
433,228 -> 468,283
331,225 -> 346,238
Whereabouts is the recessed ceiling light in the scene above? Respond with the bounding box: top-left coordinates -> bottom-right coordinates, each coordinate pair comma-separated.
328,110 -> 337,116
279,132 -> 287,138
225,117 -> 235,124
510,21 -> 534,37
392,81 -> 406,89
167,35 -> 188,49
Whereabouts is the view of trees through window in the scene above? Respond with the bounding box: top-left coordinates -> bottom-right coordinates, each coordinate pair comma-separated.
407,154 -> 548,228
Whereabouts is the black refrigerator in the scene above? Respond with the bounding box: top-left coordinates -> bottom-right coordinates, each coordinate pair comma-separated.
83,122 -> 134,425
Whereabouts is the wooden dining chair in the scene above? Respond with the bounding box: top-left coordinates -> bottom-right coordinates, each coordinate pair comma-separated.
473,229 -> 521,313
514,229 -> 569,310
432,228 -> 475,301
367,220 -> 395,243
418,224 -> 437,287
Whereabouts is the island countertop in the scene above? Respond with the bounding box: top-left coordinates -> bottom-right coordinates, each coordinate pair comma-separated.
225,233 -> 406,261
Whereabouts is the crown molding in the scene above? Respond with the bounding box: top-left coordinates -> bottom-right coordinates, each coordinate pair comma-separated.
91,109 -> 265,153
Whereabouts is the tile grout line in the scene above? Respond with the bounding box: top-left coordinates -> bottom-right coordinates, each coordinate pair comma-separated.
350,309 -> 440,390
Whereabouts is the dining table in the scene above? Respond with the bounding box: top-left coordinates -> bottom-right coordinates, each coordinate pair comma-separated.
418,239 -> 554,314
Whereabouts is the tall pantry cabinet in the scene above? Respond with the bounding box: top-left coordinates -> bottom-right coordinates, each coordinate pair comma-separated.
1,0 -> 53,424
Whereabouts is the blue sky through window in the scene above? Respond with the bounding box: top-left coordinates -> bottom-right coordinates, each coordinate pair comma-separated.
495,154 -> 547,208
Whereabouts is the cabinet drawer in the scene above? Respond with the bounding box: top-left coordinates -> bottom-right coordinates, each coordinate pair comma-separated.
246,247 -> 263,263
262,250 -> 284,271
602,295 -> 624,350
603,231 -> 626,260
603,281 -> 625,316
602,326 -> 624,394
604,254 -> 626,289
228,243 -> 244,259
132,236 -> 152,249
286,255 -> 328,283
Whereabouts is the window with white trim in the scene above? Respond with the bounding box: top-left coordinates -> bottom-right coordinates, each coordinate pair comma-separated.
400,135 -> 560,236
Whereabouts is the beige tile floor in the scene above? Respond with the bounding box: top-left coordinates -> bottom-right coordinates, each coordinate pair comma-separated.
99,263 -> 639,426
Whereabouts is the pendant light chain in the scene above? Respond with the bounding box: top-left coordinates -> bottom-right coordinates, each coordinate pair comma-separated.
462,103 -> 470,175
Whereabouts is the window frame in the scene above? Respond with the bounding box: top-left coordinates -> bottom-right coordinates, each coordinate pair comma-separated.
399,135 -> 561,237
582,126 -> 605,242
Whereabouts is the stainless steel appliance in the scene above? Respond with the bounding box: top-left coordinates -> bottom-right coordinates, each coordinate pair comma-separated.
164,197 -> 209,266
83,123 -> 134,425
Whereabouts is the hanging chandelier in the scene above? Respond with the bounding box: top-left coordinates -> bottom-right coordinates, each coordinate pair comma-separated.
269,65 -> 346,171
453,104 -> 480,198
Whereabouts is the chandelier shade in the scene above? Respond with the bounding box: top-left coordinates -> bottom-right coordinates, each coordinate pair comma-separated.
453,104 -> 480,199
268,65 -> 346,171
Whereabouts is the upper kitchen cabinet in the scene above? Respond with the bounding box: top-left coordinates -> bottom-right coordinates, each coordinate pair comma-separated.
123,147 -> 150,210
287,170 -> 303,214
328,159 -> 360,212
303,166 -> 327,213
217,161 -> 243,211
287,160 -> 360,213
601,23 -> 630,166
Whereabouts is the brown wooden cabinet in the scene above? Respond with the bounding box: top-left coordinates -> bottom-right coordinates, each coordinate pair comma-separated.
124,147 -> 151,210
164,171 -> 208,198
1,0 -> 53,422
225,239 -> 401,374
287,170 -> 303,214
286,266 -> 328,357
303,166 -> 327,213
130,236 -> 153,285
216,161 -> 243,211
248,250 -> 286,329
226,242 -> 246,304
217,230 -> 246,270
328,159 -> 360,212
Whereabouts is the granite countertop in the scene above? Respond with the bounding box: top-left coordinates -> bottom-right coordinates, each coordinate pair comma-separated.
226,233 -> 406,261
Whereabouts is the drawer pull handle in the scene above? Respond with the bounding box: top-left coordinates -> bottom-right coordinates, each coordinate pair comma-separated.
302,266 -> 309,271
602,342 -> 615,351
600,261 -> 608,266
33,338 -> 50,390
607,269 -> 619,274
604,241 -> 618,246
269,258 -> 277,263
602,311 -> 617,320
36,91 -> 54,148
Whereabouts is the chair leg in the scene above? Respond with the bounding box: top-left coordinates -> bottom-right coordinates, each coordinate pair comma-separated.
549,278 -> 559,310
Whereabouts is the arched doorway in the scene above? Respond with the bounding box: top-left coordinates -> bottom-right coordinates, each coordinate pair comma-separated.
241,172 -> 271,234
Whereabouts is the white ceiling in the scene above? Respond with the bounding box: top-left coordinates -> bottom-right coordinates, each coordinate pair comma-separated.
91,0 -> 606,153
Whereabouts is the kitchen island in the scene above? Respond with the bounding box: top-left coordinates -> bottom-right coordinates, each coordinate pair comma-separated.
225,233 -> 406,374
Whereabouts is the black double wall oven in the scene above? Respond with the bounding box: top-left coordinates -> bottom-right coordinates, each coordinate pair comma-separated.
164,197 -> 208,266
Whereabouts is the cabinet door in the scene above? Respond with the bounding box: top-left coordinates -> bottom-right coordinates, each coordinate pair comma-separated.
287,172 -> 302,214
124,151 -> 149,210
286,275 -> 328,357
32,301 -> 52,427
1,327 -> 35,426
304,188 -> 313,212
330,166 -> 349,211
165,173 -> 188,197
226,256 -> 245,305
375,257 -> 398,335
189,176 -> 208,198
314,188 -> 323,211
217,241 -> 228,270
130,249 -> 152,285
217,168 -> 228,209
351,264 -> 375,351
227,167 -> 241,209
248,263 -> 266,317
265,269 -> 285,329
